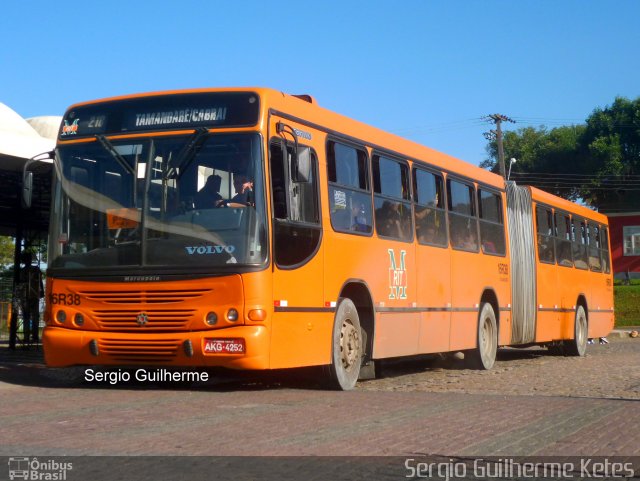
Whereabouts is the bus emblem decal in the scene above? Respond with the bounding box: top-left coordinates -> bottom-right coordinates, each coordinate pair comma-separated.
61,119 -> 79,136
388,249 -> 407,300
136,313 -> 149,326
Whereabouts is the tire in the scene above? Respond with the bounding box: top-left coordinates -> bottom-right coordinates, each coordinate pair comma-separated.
327,298 -> 363,390
466,303 -> 498,370
564,305 -> 588,357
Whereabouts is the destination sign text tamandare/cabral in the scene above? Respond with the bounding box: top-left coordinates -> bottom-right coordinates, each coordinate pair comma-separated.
59,92 -> 260,139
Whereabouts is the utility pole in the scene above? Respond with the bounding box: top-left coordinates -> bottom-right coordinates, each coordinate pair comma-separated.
483,114 -> 515,179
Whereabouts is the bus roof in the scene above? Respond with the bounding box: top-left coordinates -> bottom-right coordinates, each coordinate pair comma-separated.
63,86 -> 605,218
63,87 -> 505,191
260,88 -> 505,191
529,185 -> 608,225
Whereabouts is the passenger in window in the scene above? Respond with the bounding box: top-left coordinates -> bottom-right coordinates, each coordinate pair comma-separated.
351,203 -> 370,232
377,201 -> 402,238
195,174 -> 223,209
415,207 -> 436,243
482,239 -> 497,254
418,224 -> 437,244
462,230 -> 478,250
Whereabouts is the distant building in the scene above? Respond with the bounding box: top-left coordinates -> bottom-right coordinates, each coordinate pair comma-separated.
607,213 -> 640,280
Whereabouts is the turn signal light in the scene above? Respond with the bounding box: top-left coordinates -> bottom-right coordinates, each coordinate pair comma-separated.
248,309 -> 266,321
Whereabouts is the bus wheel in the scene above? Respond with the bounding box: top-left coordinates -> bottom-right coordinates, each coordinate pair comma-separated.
328,298 -> 362,390
466,303 -> 497,370
565,305 -> 587,357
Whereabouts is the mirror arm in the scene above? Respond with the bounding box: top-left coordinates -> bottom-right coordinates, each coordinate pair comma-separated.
22,150 -> 55,209
276,122 -> 300,180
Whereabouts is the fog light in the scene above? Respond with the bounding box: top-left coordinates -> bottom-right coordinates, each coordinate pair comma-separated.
56,310 -> 67,323
183,340 -> 194,357
227,308 -> 239,322
89,339 -> 99,356
205,312 -> 218,326
74,313 -> 84,326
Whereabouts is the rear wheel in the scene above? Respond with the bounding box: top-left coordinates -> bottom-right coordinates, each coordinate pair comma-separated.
565,305 -> 587,357
328,298 -> 362,390
466,303 -> 498,370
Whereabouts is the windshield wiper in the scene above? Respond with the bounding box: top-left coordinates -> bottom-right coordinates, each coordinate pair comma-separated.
95,134 -> 135,176
166,127 -> 209,180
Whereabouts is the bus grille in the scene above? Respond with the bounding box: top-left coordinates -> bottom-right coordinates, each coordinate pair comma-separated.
78,289 -> 211,304
98,339 -> 181,363
93,309 -> 196,330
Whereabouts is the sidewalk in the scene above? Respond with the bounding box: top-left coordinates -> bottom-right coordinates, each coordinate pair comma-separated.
608,326 -> 640,338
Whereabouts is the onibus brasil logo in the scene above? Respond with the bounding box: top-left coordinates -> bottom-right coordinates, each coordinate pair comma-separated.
8,457 -> 72,480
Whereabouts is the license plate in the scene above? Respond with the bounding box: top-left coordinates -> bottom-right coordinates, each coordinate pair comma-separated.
203,338 -> 245,354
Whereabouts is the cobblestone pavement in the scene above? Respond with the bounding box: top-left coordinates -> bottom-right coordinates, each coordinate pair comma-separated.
0,338 -> 638,457
359,337 -> 640,400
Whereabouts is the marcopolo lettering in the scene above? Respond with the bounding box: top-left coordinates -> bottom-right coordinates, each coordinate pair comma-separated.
185,245 -> 236,255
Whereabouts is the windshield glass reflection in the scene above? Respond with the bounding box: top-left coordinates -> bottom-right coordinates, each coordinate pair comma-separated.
49,133 -> 266,272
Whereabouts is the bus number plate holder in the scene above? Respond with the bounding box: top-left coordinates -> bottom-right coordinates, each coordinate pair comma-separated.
203,338 -> 245,354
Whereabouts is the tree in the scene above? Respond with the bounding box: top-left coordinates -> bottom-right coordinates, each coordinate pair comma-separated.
0,236 -> 15,269
482,96 -> 640,212
580,97 -> 640,211
481,125 -> 586,201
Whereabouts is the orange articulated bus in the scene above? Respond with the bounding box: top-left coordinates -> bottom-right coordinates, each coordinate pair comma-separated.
43,88 -> 614,389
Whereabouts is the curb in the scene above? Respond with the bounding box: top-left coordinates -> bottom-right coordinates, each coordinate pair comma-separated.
609,328 -> 640,339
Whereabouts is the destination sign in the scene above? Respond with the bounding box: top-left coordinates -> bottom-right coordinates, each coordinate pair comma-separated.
59,92 -> 260,139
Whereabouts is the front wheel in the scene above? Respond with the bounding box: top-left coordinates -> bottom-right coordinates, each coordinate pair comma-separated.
466,303 -> 498,370
327,298 -> 363,390
564,305 -> 588,357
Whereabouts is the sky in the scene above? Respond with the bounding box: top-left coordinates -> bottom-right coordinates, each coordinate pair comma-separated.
1,1 -> 639,166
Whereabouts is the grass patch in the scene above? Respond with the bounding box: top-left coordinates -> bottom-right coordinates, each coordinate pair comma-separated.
614,284 -> 640,327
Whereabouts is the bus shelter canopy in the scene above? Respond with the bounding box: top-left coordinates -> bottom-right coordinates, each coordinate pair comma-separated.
0,103 -> 60,238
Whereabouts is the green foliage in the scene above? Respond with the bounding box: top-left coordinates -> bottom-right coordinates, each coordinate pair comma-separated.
483,96 -> 640,212
614,284 -> 640,327
0,236 -> 15,268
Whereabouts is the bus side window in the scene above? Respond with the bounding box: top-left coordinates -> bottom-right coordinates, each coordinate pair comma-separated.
327,141 -> 372,235
478,189 -> 506,256
447,179 -> 478,252
588,223 -> 602,272
571,217 -> 588,270
600,226 -> 611,274
555,212 -> 573,267
269,140 -> 321,267
372,155 -> 412,241
535,206 -> 555,264
413,168 -> 447,247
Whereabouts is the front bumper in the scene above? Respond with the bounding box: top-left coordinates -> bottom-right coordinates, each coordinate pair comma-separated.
43,325 -> 270,370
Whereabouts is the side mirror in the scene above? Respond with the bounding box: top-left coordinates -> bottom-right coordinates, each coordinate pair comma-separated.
292,147 -> 311,183
22,171 -> 33,209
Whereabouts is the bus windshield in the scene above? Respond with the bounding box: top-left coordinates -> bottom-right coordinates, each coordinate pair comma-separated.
49,133 -> 267,273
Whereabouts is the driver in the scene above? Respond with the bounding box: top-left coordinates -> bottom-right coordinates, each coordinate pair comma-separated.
195,174 -> 223,209
221,174 -> 254,207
